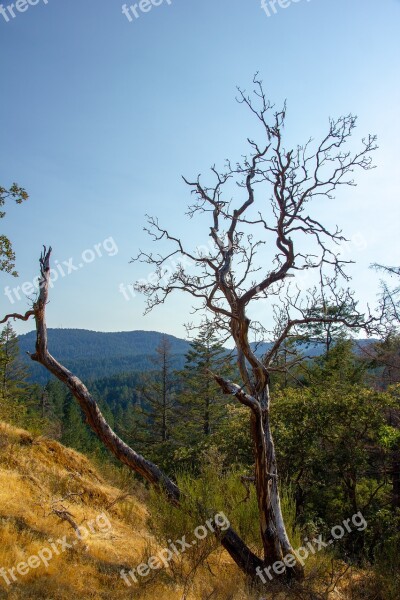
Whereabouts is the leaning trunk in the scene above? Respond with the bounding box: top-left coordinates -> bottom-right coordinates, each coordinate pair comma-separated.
251,387 -> 304,581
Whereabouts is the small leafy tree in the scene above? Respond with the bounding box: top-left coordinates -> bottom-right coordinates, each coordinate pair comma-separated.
0,182 -> 28,276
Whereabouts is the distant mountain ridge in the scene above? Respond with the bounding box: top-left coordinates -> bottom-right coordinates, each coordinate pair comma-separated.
18,328 -> 377,386
18,329 -> 191,384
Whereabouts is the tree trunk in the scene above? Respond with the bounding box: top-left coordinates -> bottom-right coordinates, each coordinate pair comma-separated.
251,389 -> 304,580
222,314 -> 305,582
204,390 -> 211,436
161,342 -> 168,441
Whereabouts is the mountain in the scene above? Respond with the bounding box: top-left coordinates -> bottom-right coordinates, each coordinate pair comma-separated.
251,338 -> 377,359
18,328 -> 378,386
18,329 -> 191,384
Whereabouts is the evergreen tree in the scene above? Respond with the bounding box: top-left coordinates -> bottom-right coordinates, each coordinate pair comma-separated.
179,327 -> 231,436
35,380 -> 66,438
297,299 -> 361,355
0,323 -> 31,423
172,326 -> 235,470
61,391 -> 106,454
371,333 -> 400,389
0,323 -> 29,401
303,337 -> 367,388
139,335 -> 177,445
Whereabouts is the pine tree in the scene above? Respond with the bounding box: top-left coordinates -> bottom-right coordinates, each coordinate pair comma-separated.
61,391 -> 103,454
173,326 -> 235,470
140,335 -> 177,445
0,323 -> 29,400
298,301 -> 358,355
0,323 -> 31,423
128,335 -> 179,472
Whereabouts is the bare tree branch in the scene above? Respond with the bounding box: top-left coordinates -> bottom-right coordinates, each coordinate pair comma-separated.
0,310 -> 35,325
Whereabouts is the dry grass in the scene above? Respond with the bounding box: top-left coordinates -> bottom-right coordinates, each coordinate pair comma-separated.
0,421 -> 259,599
0,422 -> 378,600
0,421 -> 167,599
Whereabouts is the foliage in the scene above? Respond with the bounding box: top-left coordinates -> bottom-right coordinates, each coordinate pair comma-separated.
368,333 -> 400,388
172,326 -> 236,472
148,448 -> 301,561
271,344 -> 398,561
0,323 -> 35,427
372,511 -> 400,600
0,182 -> 28,276
297,301 -> 360,354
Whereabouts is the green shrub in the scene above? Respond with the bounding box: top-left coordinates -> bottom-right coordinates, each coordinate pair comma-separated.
373,513 -> 400,600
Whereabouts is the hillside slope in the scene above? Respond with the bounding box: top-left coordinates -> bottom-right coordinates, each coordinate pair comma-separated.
0,421 -> 150,599
0,423 -> 252,600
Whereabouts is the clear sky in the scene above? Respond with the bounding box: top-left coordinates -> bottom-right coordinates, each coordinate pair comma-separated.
1,0 -> 399,339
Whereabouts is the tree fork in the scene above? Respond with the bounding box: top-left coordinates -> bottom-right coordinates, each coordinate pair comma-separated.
213,373 -> 304,580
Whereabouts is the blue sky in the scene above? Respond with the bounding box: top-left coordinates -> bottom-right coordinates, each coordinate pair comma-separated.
1,0 -> 399,339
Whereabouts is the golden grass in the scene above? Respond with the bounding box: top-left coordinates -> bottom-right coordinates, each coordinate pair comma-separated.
0,421 -> 160,599
0,422 -> 377,600
0,421 -> 259,599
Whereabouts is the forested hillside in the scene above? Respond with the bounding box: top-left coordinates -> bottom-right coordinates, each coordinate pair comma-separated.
18,329 -> 191,384
18,328 -> 377,386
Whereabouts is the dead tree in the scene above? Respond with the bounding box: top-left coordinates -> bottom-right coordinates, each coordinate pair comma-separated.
1,77 -> 378,585
132,77 -> 377,579
372,263 -> 400,332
